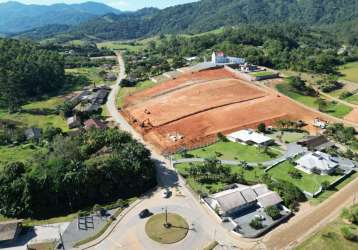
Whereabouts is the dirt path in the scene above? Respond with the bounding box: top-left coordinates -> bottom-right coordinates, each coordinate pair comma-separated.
263,174 -> 358,249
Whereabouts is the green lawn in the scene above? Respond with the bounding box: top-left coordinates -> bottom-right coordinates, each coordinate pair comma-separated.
145,213 -> 189,244
22,97 -> 65,110
276,82 -> 353,118
0,145 -> 43,165
268,161 -> 339,193
66,67 -> 116,86
296,213 -> 358,250
345,94 -> 358,105
175,141 -> 281,163
117,80 -> 156,108
339,61 -> 358,83
97,41 -> 145,52
176,162 -> 265,194
268,131 -> 308,143
0,109 -> 68,131
310,172 -> 358,205
249,71 -> 275,77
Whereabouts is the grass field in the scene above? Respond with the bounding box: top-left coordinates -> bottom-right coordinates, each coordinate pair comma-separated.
0,145 -> 44,166
22,97 -> 65,110
66,67 -> 116,86
117,80 -> 156,108
276,82 -> 353,118
268,131 -> 307,143
296,211 -> 358,250
145,213 -> 189,244
97,41 -> 146,52
175,141 -> 281,162
339,61 -> 358,83
176,162 -> 265,194
267,161 -> 339,193
249,71 -> 275,77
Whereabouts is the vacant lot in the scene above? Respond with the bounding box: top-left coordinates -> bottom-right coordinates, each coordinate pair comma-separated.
175,141 -> 280,163
268,161 -> 339,193
0,145 -> 43,165
117,80 -> 156,108
339,61 -> 358,83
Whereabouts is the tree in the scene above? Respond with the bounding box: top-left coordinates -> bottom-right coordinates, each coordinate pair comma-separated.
249,218 -> 263,230
321,180 -> 331,191
257,123 -> 266,133
341,227 -> 356,241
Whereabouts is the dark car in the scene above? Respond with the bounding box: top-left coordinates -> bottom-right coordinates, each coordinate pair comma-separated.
139,209 -> 151,218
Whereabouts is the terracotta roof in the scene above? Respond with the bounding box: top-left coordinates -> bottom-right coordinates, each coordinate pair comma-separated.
84,119 -> 107,130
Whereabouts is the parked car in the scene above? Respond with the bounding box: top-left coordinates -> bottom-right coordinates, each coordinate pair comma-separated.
162,189 -> 172,198
139,209 -> 151,218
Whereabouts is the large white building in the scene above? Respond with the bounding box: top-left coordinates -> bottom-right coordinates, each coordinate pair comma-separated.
295,151 -> 338,175
227,129 -> 273,146
206,183 -> 283,216
211,51 -> 245,65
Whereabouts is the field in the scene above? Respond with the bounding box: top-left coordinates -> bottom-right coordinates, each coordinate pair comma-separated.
276,82 -> 353,118
296,209 -> 358,250
121,68 -> 329,153
175,141 -> 281,162
176,162 -> 265,194
268,131 -> 308,143
66,67 -> 116,86
339,61 -> 358,83
117,80 -> 156,108
267,161 -> 339,193
249,71 -> 275,77
0,145 -> 43,166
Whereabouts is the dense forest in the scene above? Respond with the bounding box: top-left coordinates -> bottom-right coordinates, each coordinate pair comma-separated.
17,0 -> 358,45
0,128 -> 157,218
0,38 -> 65,112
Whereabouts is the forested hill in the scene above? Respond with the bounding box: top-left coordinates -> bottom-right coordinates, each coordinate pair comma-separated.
21,0 -> 358,43
0,1 -> 121,33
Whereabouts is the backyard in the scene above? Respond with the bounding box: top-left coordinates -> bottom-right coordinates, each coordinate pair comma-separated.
174,141 -> 282,163
268,131 -> 307,144
0,145 -> 44,166
339,61 -> 358,83
267,161 -> 339,193
66,67 -> 117,86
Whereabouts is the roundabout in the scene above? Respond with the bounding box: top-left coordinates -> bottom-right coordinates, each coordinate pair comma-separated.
145,213 -> 189,244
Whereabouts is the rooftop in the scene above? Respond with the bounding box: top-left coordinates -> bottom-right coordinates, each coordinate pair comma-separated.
296,151 -> 338,172
0,220 -> 23,242
227,129 -> 272,144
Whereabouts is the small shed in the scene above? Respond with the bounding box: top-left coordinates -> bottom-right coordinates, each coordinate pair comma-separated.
24,128 -> 41,141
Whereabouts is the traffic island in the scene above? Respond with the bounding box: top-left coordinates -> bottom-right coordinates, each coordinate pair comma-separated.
145,213 -> 189,244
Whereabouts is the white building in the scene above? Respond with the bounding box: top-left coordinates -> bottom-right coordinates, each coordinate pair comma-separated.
206,184 -> 283,216
295,151 -> 338,175
211,51 -> 245,65
227,129 -> 273,146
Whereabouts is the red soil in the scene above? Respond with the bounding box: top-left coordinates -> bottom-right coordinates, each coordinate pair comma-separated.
121,68 -> 325,153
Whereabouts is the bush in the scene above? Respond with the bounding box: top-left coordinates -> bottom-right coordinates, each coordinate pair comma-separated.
321,180 -> 331,191
264,206 -> 282,220
257,123 -> 266,133
217,132 -> 228,142
339,91 -> 353,100
288,169 -> 302,179
341,227 -> 356,241
249,218 -> 264,230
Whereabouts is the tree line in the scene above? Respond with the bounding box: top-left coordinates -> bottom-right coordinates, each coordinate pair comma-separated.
0,128 -> 157,219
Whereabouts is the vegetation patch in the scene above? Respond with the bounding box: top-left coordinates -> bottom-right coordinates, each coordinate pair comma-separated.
175,141 -> 280,162
145,213 -> 189,244
339,62 -> 358,83
117,80 -> 156,108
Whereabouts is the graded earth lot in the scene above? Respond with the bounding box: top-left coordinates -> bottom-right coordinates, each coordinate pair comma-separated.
121,68 -> 329,153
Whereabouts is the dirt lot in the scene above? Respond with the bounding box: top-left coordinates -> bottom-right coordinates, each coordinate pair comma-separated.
121,68 -> 328,153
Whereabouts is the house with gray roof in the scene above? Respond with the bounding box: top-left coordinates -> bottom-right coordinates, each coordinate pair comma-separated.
295,151 -> 338,175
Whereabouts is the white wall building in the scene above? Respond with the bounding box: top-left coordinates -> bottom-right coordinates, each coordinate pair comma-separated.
227,129 -> 273,146
295,151 -> 338,175
211,51 -> 245,65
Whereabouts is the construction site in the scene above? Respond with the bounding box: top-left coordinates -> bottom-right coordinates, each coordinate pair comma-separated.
121,67 -> 330,154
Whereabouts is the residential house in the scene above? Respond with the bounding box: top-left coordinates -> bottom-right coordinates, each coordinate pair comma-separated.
297,135 -> 333,151
67,116 -> 81,129
295,151 -> 338,175
84,119 -> 107,130
206,184 -> 284,216
227,129 -> 273,146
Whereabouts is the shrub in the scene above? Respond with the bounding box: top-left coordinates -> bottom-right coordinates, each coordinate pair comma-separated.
341,227 -> 356,241
288,169 -> 302,179
250,218 -> 264,230
217,132 -> 228,142
265,206 -> 282,220
257,123 -> 266,133
339,91 -> 353,100
321,181 -> 331,191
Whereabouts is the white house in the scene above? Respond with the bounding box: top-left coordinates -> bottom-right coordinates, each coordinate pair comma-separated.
227,129 -> 273,146
211,51 -> 245,65
295,151 -> 338,175
206,184 -> 283,216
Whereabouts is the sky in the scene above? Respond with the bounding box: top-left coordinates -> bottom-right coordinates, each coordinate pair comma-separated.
0,0 -> 199,11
